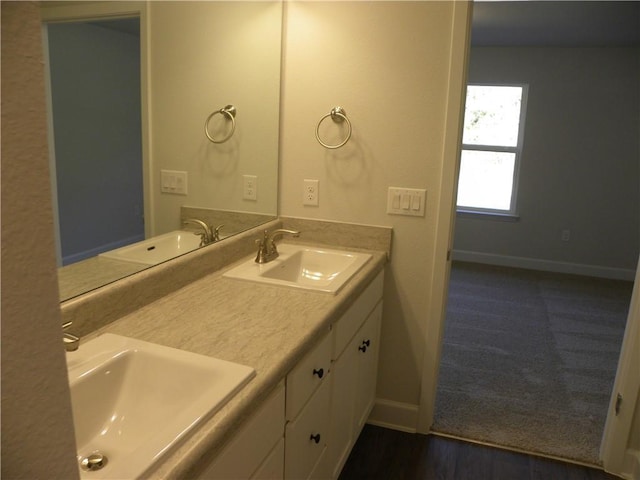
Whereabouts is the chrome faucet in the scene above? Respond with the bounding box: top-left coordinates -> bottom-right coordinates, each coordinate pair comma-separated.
183,219 -> 224,246
255,229 -> 301,264
63,321 -> 79,352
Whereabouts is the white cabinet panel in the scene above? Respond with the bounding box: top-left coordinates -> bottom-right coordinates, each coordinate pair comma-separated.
285,375 -> 331,480
354,302 -> 382,432
252,438 -> 284,480
197,383 -> 285,479
286,330 -> 331,421
333,271 -> 384,358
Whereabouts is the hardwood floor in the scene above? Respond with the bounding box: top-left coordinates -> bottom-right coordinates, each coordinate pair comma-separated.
339,425 -> 621,480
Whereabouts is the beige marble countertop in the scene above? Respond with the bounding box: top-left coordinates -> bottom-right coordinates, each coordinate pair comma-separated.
88,244 -> 387,479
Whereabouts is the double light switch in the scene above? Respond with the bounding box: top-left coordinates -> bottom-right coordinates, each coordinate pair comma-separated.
386,187 -> 426,217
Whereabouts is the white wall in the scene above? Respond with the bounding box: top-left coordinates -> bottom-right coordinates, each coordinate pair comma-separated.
1,3 -> 78,478
148,1 -> 281,235
455,46 -> 640,279
280,1 -> 467,427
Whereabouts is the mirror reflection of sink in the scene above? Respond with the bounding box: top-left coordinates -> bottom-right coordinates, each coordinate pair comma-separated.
223,244 -> 372,294
67,334 -> 255,479
98,230 -> 203,266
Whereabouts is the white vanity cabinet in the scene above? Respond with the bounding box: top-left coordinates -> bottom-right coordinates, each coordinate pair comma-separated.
191,269 -> 384,480
327,272 -> 384,479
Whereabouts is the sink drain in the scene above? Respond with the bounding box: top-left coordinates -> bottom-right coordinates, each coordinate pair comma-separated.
80,452 -> 108,472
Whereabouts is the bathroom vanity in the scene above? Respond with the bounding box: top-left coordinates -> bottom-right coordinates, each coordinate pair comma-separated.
68,219 -> 390,479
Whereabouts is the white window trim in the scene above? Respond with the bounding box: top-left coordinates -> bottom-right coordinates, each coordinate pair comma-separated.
457,83 -> 529,216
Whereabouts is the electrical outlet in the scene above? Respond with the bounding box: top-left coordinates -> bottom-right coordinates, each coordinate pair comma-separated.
243,175 -> 257,201
561,229 -> 571,242
303,179 -> 319,206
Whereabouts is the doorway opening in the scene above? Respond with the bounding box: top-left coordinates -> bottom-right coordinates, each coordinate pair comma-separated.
432,1 -> 639,466
44,16 -> 143,266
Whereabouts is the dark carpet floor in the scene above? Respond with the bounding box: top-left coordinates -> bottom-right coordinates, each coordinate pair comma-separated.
432,262 -> 632,465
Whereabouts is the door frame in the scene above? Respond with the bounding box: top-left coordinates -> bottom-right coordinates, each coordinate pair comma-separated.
600,259 -> 640,477
416,0 -> 472,433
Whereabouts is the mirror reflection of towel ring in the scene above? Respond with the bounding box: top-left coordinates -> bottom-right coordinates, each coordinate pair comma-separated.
315,106 -> 352,149
205,105 -> 236,144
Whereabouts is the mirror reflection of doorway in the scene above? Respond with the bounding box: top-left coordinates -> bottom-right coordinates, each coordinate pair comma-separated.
44,17 -> 143,266
433,1 -> 639,466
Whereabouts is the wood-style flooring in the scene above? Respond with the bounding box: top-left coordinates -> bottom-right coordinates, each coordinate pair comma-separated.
339,425 -> 621,480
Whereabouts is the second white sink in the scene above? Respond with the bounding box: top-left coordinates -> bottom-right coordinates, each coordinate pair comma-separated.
67,334 -> 255,479
223,243 -> 372,294
98,230 -> 202,266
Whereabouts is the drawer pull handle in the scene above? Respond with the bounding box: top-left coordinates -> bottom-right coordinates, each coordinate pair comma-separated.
359,339 -> 371,353
310,433 -> 321,444
313,368 -> 324,379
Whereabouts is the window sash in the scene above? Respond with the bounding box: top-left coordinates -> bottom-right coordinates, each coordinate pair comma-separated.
457,84 -> 528,215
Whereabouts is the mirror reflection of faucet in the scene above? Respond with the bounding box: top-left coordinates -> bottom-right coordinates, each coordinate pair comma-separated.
63,321 -> 79,352
255,229 -> 301,264
183,219 -> 224,246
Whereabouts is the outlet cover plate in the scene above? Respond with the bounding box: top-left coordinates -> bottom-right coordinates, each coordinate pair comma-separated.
303,179 -> 319,206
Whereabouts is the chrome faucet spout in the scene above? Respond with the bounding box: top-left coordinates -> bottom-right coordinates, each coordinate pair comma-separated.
255,229 -> 301,264
183,218 -> 215,246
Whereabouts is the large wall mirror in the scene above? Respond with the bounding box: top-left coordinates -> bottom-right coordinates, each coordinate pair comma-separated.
41,1 -> 282,302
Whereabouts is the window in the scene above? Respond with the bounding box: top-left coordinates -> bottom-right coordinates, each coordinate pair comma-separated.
457,84 -> 528,215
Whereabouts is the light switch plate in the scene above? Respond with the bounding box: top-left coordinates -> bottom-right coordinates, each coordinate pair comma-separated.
386,187 -> 426,217
160,170 -> 188,195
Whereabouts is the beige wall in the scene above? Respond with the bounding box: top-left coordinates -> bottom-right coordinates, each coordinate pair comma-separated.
1,2 -> 78,478
280,0 -> 467,424
149,1 -> 282,235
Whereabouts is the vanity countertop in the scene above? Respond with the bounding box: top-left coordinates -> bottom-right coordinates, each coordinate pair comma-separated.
89,244 -> 387,479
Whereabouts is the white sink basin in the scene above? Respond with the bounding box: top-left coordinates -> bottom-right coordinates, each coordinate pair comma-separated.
223,243 -> 372,294
98,230 -> 202,266
67,334 -> 255,479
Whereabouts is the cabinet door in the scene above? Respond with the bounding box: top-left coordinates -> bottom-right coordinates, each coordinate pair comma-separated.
354,302 -> 382,433
326,339 -> 358,479
285,375 -> 331,480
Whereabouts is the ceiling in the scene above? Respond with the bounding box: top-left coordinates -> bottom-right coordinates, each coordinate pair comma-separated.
472,1 -> 640,47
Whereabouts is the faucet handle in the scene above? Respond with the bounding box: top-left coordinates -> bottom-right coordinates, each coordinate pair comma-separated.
213,224 -> 224,242
62,322 -> 80,352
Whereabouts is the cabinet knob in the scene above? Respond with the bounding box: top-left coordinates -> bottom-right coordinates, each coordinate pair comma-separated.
359,339 -> 371,353
313,368 -> 324,379
310,433 -> 321,444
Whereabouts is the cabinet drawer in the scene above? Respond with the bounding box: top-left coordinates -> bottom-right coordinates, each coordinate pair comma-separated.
285,376 -> 331,480
198,383 -> 285,479
333,270 -> 383,359
286,331 -> 331,421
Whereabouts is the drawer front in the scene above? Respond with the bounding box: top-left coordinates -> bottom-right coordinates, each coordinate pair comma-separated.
198,383 -> 285,479
285,375 -> 331,480
286,331 -> 332,421
333,270 -> 383,359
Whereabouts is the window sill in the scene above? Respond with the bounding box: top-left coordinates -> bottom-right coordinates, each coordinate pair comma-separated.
456,209 -> 520,222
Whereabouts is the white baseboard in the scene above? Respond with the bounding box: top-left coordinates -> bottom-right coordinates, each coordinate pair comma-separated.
367,398 -> 419,433
453,250 -> 636,281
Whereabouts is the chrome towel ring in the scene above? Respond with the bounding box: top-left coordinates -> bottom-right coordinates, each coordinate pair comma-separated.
205,105 -> 237,144
315,106 -> 352,149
